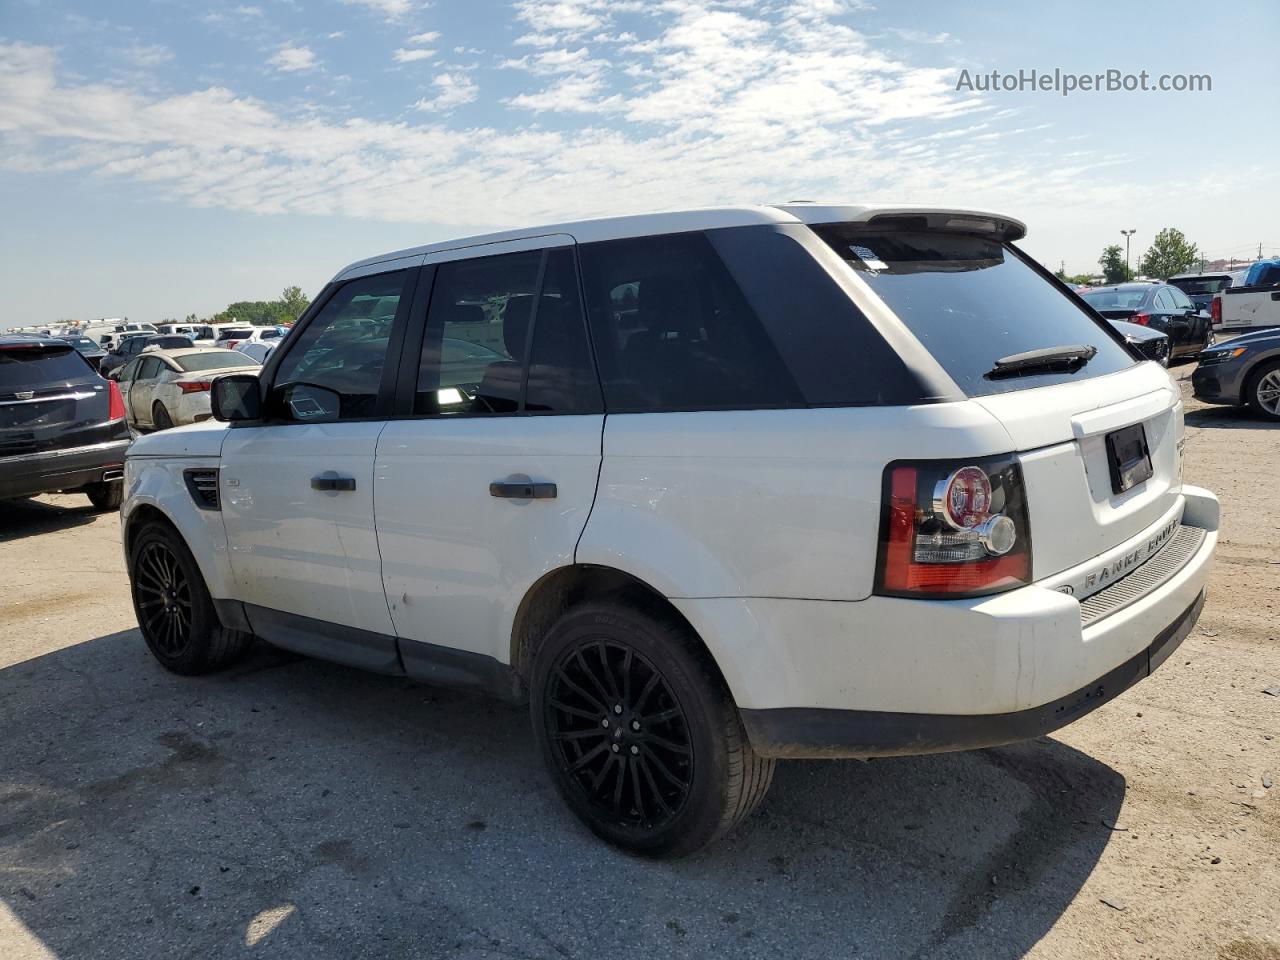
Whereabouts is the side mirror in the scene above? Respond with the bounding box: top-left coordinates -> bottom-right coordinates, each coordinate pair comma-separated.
211,374 -> 262,422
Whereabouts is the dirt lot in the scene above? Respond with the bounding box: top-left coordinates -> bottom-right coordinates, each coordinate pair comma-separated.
2,365 -> 1277,960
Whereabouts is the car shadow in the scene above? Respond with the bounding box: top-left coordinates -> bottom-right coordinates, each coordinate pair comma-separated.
0,631 -> 1126,960
1184,406 -> 1273,430
0,495 -> 101,542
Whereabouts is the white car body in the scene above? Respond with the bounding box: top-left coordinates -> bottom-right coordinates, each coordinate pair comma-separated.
121,203 -> 1217,778
214,326 -> 288,350
116,348 -> 261,430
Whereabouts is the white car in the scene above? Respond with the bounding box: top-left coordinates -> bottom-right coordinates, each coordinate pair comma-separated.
214,325 -> 288,350
121,204 -> 1218,857
115,348 -> 261,430
233,340 -> 280,364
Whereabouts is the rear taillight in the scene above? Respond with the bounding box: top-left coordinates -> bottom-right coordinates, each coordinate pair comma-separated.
1131,313 -> 1150,326
1210,297 -> 1221,325
876,457 -> 1032,598
178,380 -> 213,394
107,380 -> 126,422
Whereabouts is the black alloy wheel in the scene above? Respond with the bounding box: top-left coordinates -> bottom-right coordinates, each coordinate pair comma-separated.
544,638 -> 694,830
133,537 -> 195,659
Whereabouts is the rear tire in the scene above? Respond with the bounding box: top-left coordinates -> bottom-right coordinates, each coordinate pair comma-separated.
85,481 -> 123,511
530,600 -> 774,858
152,403 -> 175,430
128,521 -> 252,674
1245,359 -> 1280,422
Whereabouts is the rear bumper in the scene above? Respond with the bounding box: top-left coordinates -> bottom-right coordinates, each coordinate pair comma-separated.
741,590 -> 1204,758
0,438 -> 130,499
673,487 -> 1218,759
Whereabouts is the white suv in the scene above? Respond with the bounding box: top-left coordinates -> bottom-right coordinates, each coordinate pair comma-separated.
121,204 -> 1218,856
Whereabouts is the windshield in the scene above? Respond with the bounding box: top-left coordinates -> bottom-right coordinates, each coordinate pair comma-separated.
175,353 -> 257,372
1080,288 -> 1150,310
812,227 -> 1136,396
65,337 -> 99,351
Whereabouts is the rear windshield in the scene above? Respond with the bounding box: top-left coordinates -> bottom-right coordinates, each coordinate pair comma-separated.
175,353 -> 256,372
812,227 -> 1137,396
1169,276 -> 1231,295
218,328 -> 254,339
0,345 -> 91,388
1080,288 -> 1149,310
149,336 -> 194,349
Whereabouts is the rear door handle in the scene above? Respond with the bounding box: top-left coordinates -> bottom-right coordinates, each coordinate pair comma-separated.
490,475 -> 557,499
311,472 -> 357,492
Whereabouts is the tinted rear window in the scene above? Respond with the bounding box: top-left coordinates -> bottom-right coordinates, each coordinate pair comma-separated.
218,329 -> 254,339
1169,276 -> 1231,295
1080,288 -> 1150,310
812,227 -> 1136,396
150,336 -> 194,349
0,345 -> 92,388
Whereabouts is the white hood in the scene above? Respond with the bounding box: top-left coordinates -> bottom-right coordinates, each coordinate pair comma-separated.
127,418 -> 229,459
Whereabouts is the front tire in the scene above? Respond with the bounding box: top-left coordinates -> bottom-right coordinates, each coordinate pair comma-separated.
1246,359 -> 1280,422
530,601 -> 774,857
128,521 -> 252,674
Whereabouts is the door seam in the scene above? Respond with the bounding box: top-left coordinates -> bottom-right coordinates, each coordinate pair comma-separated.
573,413 -> 606,564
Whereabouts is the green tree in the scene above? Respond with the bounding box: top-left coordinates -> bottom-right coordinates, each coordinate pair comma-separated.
1138,228 -> 1200,280
213,301 -> 287,325
279,286 -> 310,323
1098,244 -> 1131,284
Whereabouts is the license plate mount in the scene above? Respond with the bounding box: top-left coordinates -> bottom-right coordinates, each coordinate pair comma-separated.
1106,422 -> 1154,494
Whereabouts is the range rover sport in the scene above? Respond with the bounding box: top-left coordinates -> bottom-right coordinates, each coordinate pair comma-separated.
121,204 -> 1218,856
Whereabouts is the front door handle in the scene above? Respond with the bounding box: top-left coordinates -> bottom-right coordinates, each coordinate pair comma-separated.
311,472 -> 357,492
490,474 -> 557,499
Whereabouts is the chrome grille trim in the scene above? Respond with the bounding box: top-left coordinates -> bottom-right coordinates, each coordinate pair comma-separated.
1079,525 -> 1206,627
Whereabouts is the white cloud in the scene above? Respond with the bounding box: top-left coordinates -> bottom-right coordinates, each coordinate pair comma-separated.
268,45 -> 318,73
341,0 -> 415,21
413,73 -> 478,112
407,31 -> 440,44
124,43 -> 174,67
393,48 -> 435,63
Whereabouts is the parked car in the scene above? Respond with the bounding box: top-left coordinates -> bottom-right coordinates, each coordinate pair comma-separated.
1,335 -> 128,509
157,323 -> 200,338
232,341 -> 278,365
1168,269 -> 1249,314
116,348 -> 262,430
189,324 -> 245,347
1078,282 -> 1213,359
1214,258 -> 1280,333
121,204 -> 1218,856
1191,328 -> 1280,421
1107,318 -> 1171,366
100,334 -> 195,377
214,326 -> 287,351
59,334 -> 109,371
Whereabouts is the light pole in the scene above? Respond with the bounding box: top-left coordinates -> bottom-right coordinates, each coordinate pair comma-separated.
1120,229 -> 1137,279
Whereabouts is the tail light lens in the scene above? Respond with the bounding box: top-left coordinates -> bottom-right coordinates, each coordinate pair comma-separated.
1131,313 -> 1150,326
107,379 -> 126,422
1210,297 -> 1221,325
178,380 -> 213,394
875,457 -> 1032,598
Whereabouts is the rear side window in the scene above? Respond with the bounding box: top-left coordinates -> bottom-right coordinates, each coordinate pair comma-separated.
813,227 -> 1137,396
0,345 -> 91,388
578,232 -> 802,411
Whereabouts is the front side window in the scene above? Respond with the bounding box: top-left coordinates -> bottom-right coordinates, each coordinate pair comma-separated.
270,270 -> 408,422
415,248 -> 600,415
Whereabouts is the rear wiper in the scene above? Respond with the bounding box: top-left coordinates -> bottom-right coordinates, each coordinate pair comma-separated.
986,344 -> 1097,379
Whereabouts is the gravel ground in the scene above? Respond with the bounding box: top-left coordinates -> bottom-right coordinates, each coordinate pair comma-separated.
1,363 -> 1277,960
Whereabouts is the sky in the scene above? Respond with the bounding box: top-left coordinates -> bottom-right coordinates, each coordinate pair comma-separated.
1,0 -> 1277,327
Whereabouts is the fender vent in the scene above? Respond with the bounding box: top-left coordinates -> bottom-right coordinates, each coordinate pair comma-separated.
183,468 -> 220,511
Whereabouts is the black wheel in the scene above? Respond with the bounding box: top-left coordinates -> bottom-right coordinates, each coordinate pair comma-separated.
152,403 -> 175,430
129,521 -> 252,674
531,601 -> 774,857
85,480 -> 122,511
1245,359 -> 1280,422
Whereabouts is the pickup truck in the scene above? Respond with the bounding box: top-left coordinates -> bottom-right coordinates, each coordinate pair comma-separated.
1214,259 -> 1280,333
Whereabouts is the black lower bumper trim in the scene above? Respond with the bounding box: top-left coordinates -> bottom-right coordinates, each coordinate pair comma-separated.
741,589 -> 1206,760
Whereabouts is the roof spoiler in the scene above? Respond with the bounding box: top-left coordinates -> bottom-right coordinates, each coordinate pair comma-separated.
772,203 -> 1027,242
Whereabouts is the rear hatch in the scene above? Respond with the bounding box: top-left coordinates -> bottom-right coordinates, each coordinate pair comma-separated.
0,340 -> 116,458
810,223 -> 1183,582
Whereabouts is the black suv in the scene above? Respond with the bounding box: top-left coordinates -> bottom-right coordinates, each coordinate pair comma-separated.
1,336 -> 130,509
